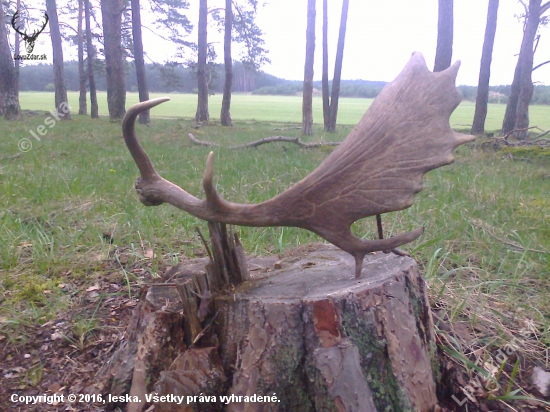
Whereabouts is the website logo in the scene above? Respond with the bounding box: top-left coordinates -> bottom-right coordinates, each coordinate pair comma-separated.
11,11 -> 48,56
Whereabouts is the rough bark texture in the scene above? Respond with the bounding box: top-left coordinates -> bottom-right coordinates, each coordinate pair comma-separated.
302,0 -> 316,136
221,0 -> 233,127
321,0 -> 329,131
78,0 -> 87,115
84,0 -> 98,119
471,0 -> 499,135
131,0 -> 150,125
434,0 -> 454,72
513,0 -> 541,139
326,0 -> 349,133
195,0 -> 209,123
94,245 -> 440,411
0,2 -> 21,119
47,0 -> 71,120
101,0 -> 126,120
14,0 -> 20,92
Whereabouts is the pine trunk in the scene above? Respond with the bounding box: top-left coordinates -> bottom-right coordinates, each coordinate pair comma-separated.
47,0 -> 72,120
471,0 -> 499,135
326,0 -> 349,133
321,0 -> 329,132
196,0 -> 209,123
302,0 -> 316,136
221,0 -> 233,127
0,1 -> 21,119
501,0 -> 542,138
95,244 -> 440,412
84,0 -> 98,119
131,0 -> 150,125
434,0 -> 454,72
77,0 -> 87,115
514,0 -> 541,140
101,0 -> 126,120
14,0 -> 20,91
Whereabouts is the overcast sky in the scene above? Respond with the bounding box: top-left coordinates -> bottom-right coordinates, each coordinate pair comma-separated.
248,0 -> 550,85
30,0 -> 550,86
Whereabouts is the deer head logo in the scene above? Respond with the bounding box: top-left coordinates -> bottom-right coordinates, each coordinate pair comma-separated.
11,12 -> 49,54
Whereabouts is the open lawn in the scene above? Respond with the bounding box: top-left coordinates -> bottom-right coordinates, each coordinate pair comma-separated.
18,91 -> 550,132
1,98 -> 549,409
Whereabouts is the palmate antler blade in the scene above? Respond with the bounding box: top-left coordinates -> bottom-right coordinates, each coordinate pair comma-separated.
122,52 -> 474,278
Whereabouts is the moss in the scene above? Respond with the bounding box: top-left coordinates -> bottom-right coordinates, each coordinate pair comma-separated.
500,146 -> 550,158
341,301 -> 414,412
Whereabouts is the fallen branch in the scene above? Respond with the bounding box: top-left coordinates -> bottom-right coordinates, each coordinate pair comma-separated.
273,126 -> 301,131
188,133 -> 340,150
502,126 -> 543,141
187,133 -> 220,147
1,153 -> 22,160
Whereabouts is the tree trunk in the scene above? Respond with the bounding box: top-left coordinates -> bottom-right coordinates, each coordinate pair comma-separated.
0,1 -> 22,119
501,60 -> 522,136
434,0 -> 454,72
46,0 -> 71,120
326,0 -> 349,133
221,0 -> 233,127
514,0 -> 542,140
131,0 -> 150,125
321,0 -> 329,132
101,0 -> 126,120
14,0 -> 20,92
196,0 -> 209,123
85,0 -> 98,119
501,0 -> 543,138
77,0 -> 87,115
94,245 -> 440,411
471,0 -> 499,135
302,0 -> 316,136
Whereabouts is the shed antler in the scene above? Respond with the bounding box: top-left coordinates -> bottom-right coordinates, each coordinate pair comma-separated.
122,52 -> 474,278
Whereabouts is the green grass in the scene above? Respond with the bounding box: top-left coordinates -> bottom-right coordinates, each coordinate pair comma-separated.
1,98 -> 549,373
18,91 -> 550,131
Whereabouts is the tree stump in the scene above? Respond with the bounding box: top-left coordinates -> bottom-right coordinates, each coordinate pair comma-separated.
94,244 -> 439,412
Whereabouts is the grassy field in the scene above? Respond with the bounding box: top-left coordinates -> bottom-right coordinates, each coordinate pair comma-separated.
1,95 -> 550,408
17,91 -> 550,131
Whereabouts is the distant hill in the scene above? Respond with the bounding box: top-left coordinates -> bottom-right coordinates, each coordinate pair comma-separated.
17,61 -> 550,105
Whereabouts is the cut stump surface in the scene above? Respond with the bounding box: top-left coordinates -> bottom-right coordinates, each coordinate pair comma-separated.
96,245 -> 439,412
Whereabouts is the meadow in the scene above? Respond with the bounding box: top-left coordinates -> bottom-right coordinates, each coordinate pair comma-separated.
1,92 -> 549,408
17,91 -> 550,130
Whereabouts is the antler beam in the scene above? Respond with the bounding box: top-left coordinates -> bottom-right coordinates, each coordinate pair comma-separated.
122,52 -> 474,278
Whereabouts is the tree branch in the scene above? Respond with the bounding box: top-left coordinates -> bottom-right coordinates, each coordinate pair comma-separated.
187,133 -> 340,150
532,59 -> 550,71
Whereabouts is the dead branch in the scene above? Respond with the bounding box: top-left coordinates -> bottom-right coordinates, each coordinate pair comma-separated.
187,133 -> 340,150
187,133 -> 220,147
229,136 -> 340,149
273,126 -> 301,131
0,153 -> 22,160
502,126 -> 542,141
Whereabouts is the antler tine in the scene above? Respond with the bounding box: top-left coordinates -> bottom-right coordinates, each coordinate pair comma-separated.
122,97 -> 168,180
11,12 -> 26,37
30,13 -> 49,40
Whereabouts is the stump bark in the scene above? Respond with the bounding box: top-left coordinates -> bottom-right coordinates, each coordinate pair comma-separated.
95,244 -> 439,412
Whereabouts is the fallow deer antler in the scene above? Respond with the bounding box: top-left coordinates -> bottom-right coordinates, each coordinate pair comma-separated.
122,52 -> 474,278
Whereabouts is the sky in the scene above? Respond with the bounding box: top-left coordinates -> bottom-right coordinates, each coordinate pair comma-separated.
26,0 -> 550,86
249,0 -> 550,85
